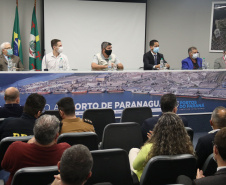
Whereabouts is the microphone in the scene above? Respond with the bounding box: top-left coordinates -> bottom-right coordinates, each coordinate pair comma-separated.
44,49 -> 48,71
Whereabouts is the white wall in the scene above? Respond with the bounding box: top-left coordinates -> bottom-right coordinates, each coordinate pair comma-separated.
0,0 -> 42,70
146,0 -> 225,69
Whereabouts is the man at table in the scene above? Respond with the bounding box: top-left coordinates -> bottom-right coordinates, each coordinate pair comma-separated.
214,49 -> 226,69
182,47 -> 202,70
91,42 -> 124,70
0,42 -> 23,71
143,40 -> 170,70
42,39 -> 70,71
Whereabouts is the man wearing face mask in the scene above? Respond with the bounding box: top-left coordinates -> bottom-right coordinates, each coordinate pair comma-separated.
143,40 -> 170,70
214,49 -> 226,69
0,42 -> 23,71
182,47 -> 202,70
91,42 -> 124,70
42,39 -> 70,71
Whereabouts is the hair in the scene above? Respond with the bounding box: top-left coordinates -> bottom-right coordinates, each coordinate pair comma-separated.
144,112 -> 194,166
223,49 -> 226,53
188,47 -> 197,54
211,106 -> 226,129
23,93 -> 46,116
160,93 -> 177,112
57,97 -> 75,116
33,115 -> 60,145
1,42 -> 10,51
51,39 -> 61,49
149,40 -> 158,46
4,87 -> 20,102
214,127 -> 226,161
101,42 -> 112,50
60,144 -> 93,185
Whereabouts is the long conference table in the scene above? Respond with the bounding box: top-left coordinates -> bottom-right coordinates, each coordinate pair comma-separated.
0,69 -> 226,117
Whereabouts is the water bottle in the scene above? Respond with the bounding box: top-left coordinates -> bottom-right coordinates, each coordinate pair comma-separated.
160,58 -> 164,70
59,58 -> 63,71
202,58 -> 206,70
108,60 -> 112,71
8,58 -> 13,71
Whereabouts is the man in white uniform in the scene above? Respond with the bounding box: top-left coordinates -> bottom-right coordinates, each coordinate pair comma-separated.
91,42 -> 124,70
42,39 -> 70,71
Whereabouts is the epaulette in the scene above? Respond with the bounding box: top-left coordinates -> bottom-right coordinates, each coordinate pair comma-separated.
83,118 -> 93,125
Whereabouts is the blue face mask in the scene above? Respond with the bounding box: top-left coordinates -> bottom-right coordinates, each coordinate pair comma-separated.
7,49 -> 13,56
153,47 -> 159,53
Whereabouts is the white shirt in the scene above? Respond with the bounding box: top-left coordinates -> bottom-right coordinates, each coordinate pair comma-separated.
42,52 -> 70,71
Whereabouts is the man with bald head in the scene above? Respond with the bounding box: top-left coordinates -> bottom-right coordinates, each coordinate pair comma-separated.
196,106 -> 226,169
0,42 -> 23,71
0,87 -> 23,118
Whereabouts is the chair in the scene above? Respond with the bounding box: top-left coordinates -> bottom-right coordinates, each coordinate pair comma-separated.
0,118 -> 5,126
120,107 -> 152,126
57,132 -> 98,150
83,109 -> 115,142
86,149 -> 133,185
202,153 -> 217,176
101,122 -> 143,153
140,154 -> 197,185
11,165 -> 58,185
0,136 -> 33,170
42,110 -> 61,120
185,127 -> 194,142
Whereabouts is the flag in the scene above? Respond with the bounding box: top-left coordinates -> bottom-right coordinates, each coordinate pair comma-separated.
29,6 -> 42,71
12,5 -> 23,64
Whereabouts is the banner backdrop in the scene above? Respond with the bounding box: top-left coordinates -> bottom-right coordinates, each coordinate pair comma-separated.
0,70 -> 226,117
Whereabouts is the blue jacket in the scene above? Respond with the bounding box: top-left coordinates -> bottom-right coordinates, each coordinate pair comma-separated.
182,57 -> 202,70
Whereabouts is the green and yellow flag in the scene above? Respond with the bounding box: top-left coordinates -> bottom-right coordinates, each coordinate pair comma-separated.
29,5 -> 41,71
12,2 -> 23,64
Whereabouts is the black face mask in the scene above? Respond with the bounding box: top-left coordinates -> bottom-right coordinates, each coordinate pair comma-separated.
105,49 -> 112,56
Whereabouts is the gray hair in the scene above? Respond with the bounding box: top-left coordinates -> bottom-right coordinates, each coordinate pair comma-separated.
101,41 -> 112,50
33,115 -> 60,145
211,106 -> 226,128
223,48 -> 226,53
1,42 -> 10,50
188,47 -> 197,54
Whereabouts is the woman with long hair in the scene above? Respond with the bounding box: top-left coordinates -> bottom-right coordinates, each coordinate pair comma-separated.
130,112 -> 194,180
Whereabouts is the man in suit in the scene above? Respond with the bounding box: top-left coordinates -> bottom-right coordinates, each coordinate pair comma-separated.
143,39 -> 170,70
214,49 -> 226,69
195,106 -> 226,169
141,93 -> 188,142
194,127 -> 226,185
181,47 -> 202,70
0,42 -> 23,71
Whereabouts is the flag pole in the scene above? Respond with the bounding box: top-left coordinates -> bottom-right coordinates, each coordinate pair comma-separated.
16,0 -> 18,7
34,0 -> 36,11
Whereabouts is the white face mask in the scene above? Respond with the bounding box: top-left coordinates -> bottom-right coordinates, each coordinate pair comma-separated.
57,46 -> 63,53
192,53 -> 199,59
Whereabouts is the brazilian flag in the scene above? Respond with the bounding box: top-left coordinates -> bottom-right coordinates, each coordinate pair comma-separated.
12,5 -> 23,64
29,6 -> 41,71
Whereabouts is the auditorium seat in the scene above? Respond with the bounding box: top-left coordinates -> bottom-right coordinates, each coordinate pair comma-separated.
101,122 -> 143,153
0,136 -> 33,170
83,108 -> 115,142
86,148 -> 133,185
42,110 -> 61,120
140,154 -> 197,185
120,107 -> 152,126
11,166 -> 58,185
57,132 -> 98,150
202,153 -> 217,176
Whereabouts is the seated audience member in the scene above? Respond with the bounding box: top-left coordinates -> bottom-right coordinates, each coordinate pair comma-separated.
194,127 -> 226,185
196,106 -> 226,169
51,144 -> 93,185
42,39 -> 70,71
142,93 -> 188,142
91,42 -> 124,70
0,93 -> 46,140
0,42 -> 24,71
214,49 -> 226,69
129,113 -> 194,181
1,115 -> 71,185
182,47 -> 202,70
143,39 -> 170,70
57,97 -> 95,134
0,87 -> 23,118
